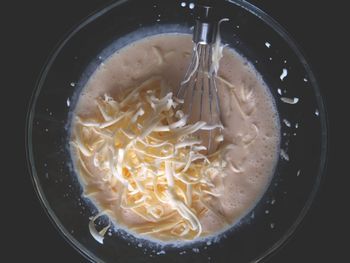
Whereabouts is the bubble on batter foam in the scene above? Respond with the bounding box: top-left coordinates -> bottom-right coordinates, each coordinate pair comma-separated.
228,201 -> 236,209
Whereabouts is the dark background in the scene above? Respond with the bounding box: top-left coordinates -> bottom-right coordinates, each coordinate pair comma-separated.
9,0 -> 344,262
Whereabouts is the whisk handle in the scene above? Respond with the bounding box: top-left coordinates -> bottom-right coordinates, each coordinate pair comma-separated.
194,0 -> 219,22
193,0 -> 224,44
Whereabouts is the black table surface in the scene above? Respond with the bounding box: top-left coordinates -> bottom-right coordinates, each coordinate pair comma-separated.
10,0 -> 344,262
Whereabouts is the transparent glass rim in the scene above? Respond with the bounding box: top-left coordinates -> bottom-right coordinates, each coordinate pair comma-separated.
25,0 -> 328,262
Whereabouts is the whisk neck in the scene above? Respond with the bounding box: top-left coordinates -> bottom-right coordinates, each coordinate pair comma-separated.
193,20 -> 217,45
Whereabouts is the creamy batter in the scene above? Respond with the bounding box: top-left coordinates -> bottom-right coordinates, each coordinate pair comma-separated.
71,33 -> 280,243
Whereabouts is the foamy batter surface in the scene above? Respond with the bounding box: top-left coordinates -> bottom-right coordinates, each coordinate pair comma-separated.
71,33 -> 280,242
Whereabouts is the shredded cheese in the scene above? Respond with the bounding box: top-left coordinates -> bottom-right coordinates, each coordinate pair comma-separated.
72,77 -> 229,241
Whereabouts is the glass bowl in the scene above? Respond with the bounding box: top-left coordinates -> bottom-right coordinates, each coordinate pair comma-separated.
26,0 -> 328,262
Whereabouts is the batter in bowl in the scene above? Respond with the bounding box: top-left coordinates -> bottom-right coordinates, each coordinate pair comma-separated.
70,33 -> 280,243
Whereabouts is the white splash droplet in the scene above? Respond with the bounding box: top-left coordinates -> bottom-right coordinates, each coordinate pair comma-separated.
251,212 -> 255,219
192,248 -> 200,253
280,68 -> 288,81
280,149 -> 289,161
189,3 -> 195,9
181,2 -> 186,7
265,42 -> 271,48
280,97 -> 299,104
283,119 -> 291,127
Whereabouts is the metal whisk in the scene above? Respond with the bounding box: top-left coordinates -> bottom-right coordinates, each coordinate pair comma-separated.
177,0 -> 223,153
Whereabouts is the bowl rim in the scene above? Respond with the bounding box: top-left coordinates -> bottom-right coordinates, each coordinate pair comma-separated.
25,0 -> 328,262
